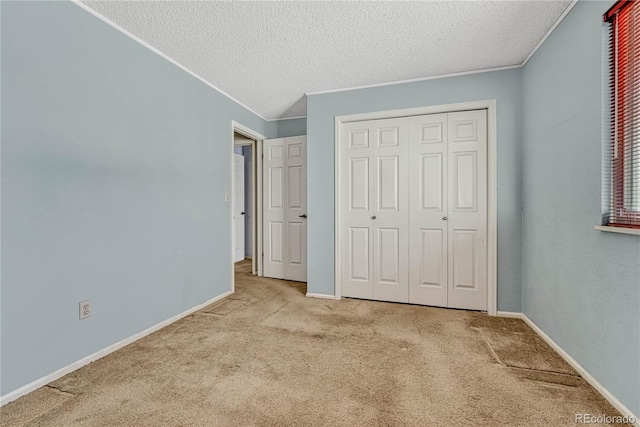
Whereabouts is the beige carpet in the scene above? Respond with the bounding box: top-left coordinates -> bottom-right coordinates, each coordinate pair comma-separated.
0,260 -> 628,426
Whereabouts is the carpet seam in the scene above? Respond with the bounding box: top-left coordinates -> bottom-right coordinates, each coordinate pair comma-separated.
504,364 -> 580,378
474,327 -> 507,368
477,327 -> 580,378
44,385 -> 75,397
194,312 -> 226,318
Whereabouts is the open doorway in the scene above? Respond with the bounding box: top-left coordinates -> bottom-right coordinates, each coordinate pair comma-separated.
233,135 -> 253,269
230,122 -> 265,290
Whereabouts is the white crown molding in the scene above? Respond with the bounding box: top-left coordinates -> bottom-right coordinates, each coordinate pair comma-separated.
73,0 -> 579,119
73,0 -> 578,119
266,115 -> 307,122
521,0 -> 579,66
304,65 -> 521,97
283,0 -> 579,103
71,1 -> 268,122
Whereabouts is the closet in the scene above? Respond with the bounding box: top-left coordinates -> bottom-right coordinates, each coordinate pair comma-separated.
339,109 -> 487,310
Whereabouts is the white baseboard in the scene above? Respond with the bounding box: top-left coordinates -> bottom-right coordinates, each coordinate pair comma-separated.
4,299 -> 637,426
305,292 -> 339,300
496,311 -> 525,319
0,290 -> 233,407
501,313 -> 639,426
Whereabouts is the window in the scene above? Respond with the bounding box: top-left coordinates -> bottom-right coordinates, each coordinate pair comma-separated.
603,0 -> 640,228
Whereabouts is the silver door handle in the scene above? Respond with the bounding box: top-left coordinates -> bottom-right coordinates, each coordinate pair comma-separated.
442,216 -> 448,221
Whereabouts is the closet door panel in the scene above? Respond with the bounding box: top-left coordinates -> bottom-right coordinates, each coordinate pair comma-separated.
408,114 -> 448,307
447,110 -> 487,311
372,118 -> 409,303
340,122 -> 375,299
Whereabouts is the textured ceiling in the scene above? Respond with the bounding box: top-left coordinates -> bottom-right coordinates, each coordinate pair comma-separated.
81,1 -> 572,120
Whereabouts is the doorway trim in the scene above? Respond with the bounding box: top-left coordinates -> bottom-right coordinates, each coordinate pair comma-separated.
334,100 -> 498,315
231,121 -> 266,293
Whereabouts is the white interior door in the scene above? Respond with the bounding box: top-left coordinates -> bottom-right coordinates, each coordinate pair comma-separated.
263,136 -> 307,282
234,152 -> 245,263
340,118 -> 409,303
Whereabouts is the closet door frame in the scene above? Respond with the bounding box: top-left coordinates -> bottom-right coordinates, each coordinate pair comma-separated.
334,100 -> 498,316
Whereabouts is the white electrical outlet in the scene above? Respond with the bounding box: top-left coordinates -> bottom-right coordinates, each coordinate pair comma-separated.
224,192 -> 230,202
79,300 -> 91,320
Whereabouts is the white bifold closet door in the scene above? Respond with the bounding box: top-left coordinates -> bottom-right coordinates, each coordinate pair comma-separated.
408,110 -> 487,310
340,118 -> 409,303
341,109 -> 487,311
263,136 -> 307,282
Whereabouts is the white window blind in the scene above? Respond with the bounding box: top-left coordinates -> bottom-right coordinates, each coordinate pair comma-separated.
603,0 -> 640,228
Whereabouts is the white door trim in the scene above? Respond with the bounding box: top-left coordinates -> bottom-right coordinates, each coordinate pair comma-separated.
231,121 -> 266,293
334,100 -> 498,315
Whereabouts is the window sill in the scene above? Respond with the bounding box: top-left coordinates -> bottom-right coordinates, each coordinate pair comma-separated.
595,226 -> 640,236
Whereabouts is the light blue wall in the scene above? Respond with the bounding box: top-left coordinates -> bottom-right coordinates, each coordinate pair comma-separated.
306,70 -> 523,311
3,0 -> 637,415
522,0 -> 640,416
267,117 -> 307,139
0,1 -> 266,396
